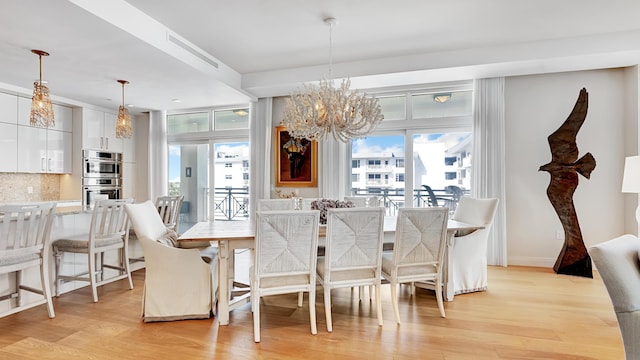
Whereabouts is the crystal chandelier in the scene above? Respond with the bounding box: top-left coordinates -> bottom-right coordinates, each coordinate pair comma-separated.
116,79 -> 132,139
281,18 -> 383,143
30,50 -> 55,128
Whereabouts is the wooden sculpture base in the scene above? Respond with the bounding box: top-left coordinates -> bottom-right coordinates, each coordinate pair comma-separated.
553,244 -> 593,278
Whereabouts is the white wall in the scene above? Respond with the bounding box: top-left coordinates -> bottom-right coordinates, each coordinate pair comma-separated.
505,69 -> 631,266
270,97 -> 320,199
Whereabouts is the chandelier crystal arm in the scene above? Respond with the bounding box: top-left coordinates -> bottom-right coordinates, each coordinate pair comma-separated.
281,17 -> 383,143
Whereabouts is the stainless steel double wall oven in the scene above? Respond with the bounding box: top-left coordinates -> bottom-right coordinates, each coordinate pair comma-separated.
82,150 -> 122,209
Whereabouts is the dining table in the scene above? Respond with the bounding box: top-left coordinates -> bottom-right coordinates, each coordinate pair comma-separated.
179,215 -> 483,326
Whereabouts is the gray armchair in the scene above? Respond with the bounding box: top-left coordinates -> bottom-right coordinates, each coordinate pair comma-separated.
589,234 -> 640,359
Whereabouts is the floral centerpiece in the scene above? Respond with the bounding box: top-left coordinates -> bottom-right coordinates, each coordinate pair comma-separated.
310,198 -> 354,224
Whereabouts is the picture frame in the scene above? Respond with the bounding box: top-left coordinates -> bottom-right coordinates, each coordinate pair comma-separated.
274,125 -> 318,187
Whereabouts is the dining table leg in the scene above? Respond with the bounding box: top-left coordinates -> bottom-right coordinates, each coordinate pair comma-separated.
218,240 -> 230,326
444,231 -> 456,302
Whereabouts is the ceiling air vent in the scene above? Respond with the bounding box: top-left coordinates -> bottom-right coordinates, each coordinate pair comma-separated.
167,32 -> 219,70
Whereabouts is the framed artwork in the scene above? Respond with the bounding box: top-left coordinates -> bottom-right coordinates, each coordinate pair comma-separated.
274,125 -> 318,187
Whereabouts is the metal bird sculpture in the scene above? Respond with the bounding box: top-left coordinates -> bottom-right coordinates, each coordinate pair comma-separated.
539,88 -> 596,278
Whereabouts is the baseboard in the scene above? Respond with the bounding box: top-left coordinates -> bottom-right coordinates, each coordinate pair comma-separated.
507,256 -> 557,267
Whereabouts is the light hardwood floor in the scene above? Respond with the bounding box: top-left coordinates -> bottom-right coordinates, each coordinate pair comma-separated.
0,259 -> 624,360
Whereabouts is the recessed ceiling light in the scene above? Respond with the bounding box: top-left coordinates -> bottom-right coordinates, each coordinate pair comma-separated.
433,93 -> 452,103
127,104 -> 134,108
171,99 -> 182,103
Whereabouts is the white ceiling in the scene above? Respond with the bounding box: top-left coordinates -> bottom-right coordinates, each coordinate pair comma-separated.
2,0 -> 640,114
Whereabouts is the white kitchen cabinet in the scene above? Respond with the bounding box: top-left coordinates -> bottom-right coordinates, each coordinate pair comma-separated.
81,108 -> 123,153
47,129 -> 73,173
0,92 -> 17,124
17,126 -> 72,173
17,96 -> 72,132
0,122 -> 17,171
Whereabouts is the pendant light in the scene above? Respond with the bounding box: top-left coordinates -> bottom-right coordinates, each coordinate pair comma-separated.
30,50 -> 55,128
115,80 -> 132,139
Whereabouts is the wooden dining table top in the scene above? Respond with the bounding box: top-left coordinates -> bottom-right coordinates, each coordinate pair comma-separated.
178,216 -> 483,242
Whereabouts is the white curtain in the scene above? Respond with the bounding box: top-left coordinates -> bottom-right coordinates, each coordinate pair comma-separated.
320,136 -> 349,200
249,98 -> 273,220
148,110 -> 168,202
472,78 -> 507,266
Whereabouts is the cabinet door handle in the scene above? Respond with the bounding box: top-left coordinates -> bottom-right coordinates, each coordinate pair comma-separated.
41,158 -> 45,172
100,137 -> 104,149
48,158 -> 52,171
106,137 -> 109,149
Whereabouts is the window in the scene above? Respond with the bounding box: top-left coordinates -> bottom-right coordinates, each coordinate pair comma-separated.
214,108 -> 249,130
368,173 -> 381,182
444,157 -> 457,166
378,95 -> 406,121
167,112 -> 209,135
352,173 -> 359,182
412,90 -> 473,119
167,105 -> 250,226
352,160 -> 360,168
350,82 -> 473,215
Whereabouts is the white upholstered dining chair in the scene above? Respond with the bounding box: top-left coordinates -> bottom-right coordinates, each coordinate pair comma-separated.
0,203 -> 56,319
449,197 -> 499,295
317,207 -> 385,332
589,234 -> 640,360
251,210 -> 320,342
125,200 -> 218,322
382,207 -> 449,322
130,195 -> 189,261
53,198 -> 134,303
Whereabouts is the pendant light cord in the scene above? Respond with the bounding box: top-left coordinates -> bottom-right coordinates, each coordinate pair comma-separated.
328,20 -> 333,80
38,54 -> 43,86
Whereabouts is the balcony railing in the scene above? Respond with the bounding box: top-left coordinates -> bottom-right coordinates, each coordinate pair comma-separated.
198,186 -> 468,221
204,187 -> 249,221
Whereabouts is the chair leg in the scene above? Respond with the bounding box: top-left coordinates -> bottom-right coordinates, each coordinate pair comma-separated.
53,250 -> 62,297
435,277 -> 446,318
89,253 -> 99,302
391,281 -> 401,325
359,286 -> 364,302
122,247 -> 133,289
324,287 -> 333,332
375,284 -> 383,326
253,296 -> 261,342
99,253 -> 105,282
309,287 -> 317,336
297,291 -> 303,307
15,271 -> 22,307
40,261 -> 55,318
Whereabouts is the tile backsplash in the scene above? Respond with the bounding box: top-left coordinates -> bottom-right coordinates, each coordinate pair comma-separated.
0,173 -> 60,202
